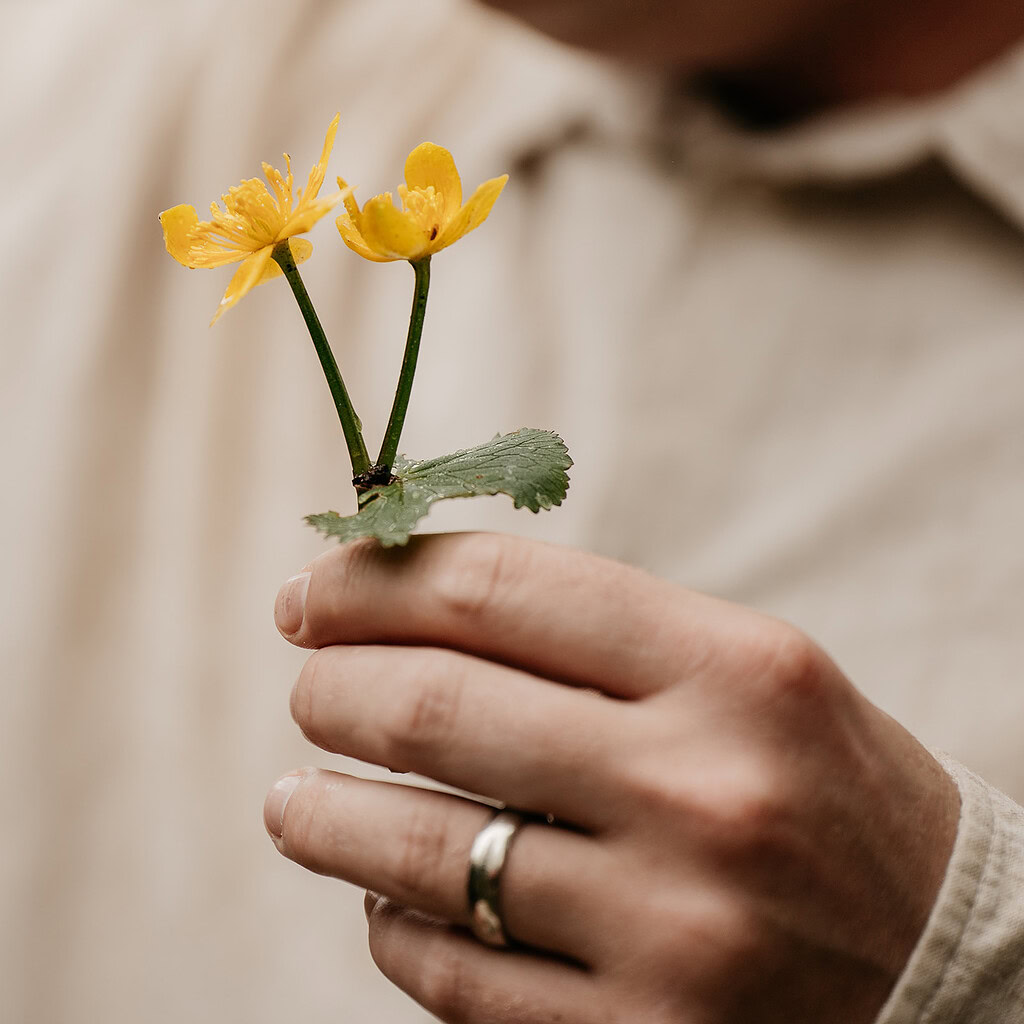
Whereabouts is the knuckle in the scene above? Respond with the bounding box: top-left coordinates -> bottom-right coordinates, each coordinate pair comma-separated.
383,661 -> 466,770
651,888 -> 765,974
745,622 -> 830,702
692,764 -> 804,882
623,751 -> 792,853
616,732 -> 702,824
705,766 -> 791,848
697,755 -> 795,858
429,535 -> 517,622
620,759 -> 690,822
679,896 -> 763,979
390,805 -> 453,906
630,888 -> 762,989
619,762 -> 711,843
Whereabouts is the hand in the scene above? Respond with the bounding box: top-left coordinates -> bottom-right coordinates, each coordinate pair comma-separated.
265,533 -> 959,1024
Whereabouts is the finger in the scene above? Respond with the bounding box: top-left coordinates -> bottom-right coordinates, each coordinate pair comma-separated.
292,644 -> 630,828
276,533 -> 733,698
265,768 -> 612,963
366,896 -> 604,1024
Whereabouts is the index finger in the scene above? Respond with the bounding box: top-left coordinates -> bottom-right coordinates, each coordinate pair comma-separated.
275,533 -> 732,698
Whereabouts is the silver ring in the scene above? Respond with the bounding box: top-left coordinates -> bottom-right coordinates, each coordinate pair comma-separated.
467,810 -> 526,947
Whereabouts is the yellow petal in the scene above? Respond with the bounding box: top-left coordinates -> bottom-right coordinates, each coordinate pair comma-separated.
434,174 -> 508,253
160,204 -> 200,267
302,112 -> 340,205
233,239 -> 313,292
337,175 -> 364,226
210,246 -> 274,325
336,212 -> 393,263
404,143 -> 462,224
360,194 -> 432,261
281,189 -> 346,238
253,238 -> 313,288
288,238 -> 313,266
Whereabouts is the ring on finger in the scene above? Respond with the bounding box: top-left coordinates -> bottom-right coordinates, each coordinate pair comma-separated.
467,809 -> 529,948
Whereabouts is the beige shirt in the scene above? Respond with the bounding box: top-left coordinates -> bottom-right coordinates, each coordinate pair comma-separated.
1,1 -> 1022,1021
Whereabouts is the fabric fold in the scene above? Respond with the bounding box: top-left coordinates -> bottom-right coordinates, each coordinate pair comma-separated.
876,754 -> 1024,1023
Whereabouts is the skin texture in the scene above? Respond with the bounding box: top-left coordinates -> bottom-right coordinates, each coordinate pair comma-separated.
480,0 -> 1024,119
267,533 -> 959,1024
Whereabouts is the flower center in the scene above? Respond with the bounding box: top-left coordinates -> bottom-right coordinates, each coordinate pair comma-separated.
400,184 -> 445,242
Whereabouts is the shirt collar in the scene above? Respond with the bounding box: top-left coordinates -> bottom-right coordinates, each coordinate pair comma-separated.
664,42 -> 1024,233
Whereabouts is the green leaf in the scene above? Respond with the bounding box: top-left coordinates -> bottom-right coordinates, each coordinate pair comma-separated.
306,428 -> 572,547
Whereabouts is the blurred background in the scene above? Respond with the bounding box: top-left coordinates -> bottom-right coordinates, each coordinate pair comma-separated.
2,0 -> 1023,1021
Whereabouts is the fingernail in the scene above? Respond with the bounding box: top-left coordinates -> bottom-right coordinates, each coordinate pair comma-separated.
264,771 -> 304,840
276,572 -> 311,637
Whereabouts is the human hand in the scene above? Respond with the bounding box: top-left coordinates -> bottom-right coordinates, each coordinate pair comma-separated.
266,533 -> 959,1024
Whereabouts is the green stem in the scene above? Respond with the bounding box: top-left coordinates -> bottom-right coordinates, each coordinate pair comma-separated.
272,240 -> 370,479
377,256 -> 431,471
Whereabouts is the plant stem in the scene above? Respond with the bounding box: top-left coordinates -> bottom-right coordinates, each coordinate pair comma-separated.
377,256 -> 431,471
272,240 -> 370,479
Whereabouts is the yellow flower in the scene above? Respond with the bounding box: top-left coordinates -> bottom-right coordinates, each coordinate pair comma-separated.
160,114 -> 345,324
336,143 -> 508,263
